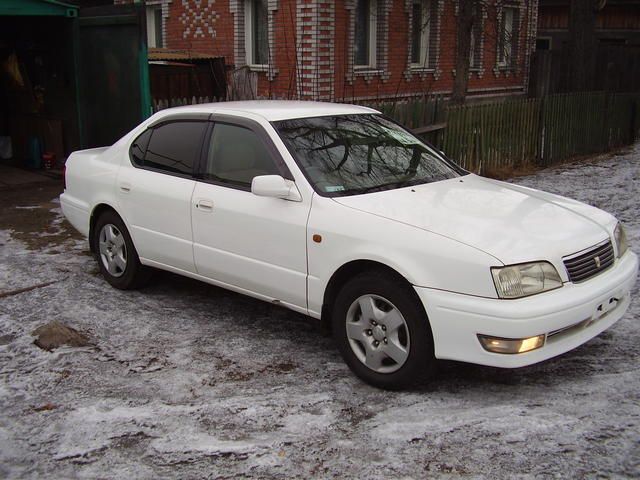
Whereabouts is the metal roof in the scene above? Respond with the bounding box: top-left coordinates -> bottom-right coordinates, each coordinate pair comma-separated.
0,0 -> 78,17
148,48 -> 222,62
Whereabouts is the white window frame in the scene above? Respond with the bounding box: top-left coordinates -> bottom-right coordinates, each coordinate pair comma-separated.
354,0 -> 378,69
244,0 -> 269,68
469,13 -> 482,70
146,5 -> 163,48
470,27 -> 476,68
410,0 -> 430,68
498,7 -> 515,67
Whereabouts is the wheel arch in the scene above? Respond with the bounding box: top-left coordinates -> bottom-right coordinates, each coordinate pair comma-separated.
88,203 -> 123,253
321,259 -> 430,334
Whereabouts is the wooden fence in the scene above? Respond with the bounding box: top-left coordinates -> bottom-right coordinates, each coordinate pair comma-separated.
145,84 -> 639,173
365,95 -> 448,145
387,92 -> 640,174
368,95 -> 447,129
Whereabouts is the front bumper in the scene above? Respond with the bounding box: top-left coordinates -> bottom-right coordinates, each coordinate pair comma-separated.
415,251 -> 638,368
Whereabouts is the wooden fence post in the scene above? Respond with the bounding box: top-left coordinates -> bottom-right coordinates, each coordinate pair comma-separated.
603,92 -> 611,151
630,98 -> 637,144
536,96 -> 546,166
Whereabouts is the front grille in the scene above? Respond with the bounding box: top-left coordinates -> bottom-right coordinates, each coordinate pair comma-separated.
563,240 -> 614,283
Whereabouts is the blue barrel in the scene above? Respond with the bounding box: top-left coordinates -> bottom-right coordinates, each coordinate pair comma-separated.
27,137 -> 42,169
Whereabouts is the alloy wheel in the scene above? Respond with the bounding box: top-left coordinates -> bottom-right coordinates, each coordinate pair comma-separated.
98,223 -> 127,278
345,294 -> 411,374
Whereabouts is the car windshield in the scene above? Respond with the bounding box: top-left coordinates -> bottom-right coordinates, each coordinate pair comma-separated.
273,114 -> 464,196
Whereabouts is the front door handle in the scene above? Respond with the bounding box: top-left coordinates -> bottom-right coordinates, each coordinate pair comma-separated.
195,199 -> 214,211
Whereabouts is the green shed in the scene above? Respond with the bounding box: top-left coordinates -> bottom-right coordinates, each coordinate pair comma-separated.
0,0 -> 151,169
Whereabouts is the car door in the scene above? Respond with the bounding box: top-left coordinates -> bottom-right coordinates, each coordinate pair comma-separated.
191,117 -> 310,311
116,117 -> 208,273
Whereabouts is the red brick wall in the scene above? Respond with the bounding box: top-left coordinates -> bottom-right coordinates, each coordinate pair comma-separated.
164,0 -> 235,60
125,0 -> 536,101
333,0 -> 532,101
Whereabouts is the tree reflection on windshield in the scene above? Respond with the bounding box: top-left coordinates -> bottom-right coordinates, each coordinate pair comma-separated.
274,114 -> 463,196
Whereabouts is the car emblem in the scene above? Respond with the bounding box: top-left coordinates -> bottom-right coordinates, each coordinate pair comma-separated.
594,256 -> 601,268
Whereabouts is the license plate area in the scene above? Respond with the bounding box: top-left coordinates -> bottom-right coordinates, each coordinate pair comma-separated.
592,294 -> 622,321
547,292 -> 625,341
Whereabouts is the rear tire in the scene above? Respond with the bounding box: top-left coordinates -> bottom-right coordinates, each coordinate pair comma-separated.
332,271 -> 435,389
93,211 -> 151,290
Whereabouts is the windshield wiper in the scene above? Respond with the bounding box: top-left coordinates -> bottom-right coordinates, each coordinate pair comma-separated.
349,179 -> 421,195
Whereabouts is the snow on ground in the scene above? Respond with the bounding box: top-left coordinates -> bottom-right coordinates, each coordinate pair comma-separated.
1,145 -> 639,479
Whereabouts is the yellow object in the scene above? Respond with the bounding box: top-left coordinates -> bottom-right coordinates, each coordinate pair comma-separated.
478,334 -> 545,354
3,53 -> 25,88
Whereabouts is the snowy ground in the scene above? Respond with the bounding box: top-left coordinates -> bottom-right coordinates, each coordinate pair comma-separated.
1,145 -> 639,479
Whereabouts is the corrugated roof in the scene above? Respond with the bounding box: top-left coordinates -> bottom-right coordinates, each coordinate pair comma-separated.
148,48 -> 221,62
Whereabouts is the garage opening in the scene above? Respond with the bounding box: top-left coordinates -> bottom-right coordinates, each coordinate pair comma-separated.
0,1 -> 151,175
0,14 -> 78,171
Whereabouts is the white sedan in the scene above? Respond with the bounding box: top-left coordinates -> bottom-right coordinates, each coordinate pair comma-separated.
61,101 -> 638,389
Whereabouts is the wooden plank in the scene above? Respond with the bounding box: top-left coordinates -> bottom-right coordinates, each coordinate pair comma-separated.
373,92 -> 635,174
412,123 -> 447,135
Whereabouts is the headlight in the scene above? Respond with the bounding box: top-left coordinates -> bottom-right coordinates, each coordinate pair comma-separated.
491,262 -> 562,299
614,222 -> 628,258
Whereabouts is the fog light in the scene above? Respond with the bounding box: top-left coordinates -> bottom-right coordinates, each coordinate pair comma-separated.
478,334 -> 545,354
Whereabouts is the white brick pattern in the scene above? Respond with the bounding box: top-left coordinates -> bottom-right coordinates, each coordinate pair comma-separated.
296,0 -> 336,99
179,0 -> 221,39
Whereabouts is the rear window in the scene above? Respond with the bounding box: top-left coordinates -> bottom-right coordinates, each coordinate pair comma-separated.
130,121 -> 207,176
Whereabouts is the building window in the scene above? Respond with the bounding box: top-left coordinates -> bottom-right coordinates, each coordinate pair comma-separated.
354,0 -> 377,68
469,5 -> 482,69
536,37 -> 551,50
410,0 -> 430,67
245,0 -> 269,66
146,6 -> 163,48
469,27 -> 477,68
405,0 -> 439,74
498,7 -> 517,67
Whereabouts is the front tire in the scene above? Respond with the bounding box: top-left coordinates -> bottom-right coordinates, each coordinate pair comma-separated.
93,211 -> 150,290
332,271 -> 435,389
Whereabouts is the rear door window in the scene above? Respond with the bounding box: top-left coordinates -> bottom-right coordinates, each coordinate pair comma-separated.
130,121 -> 207,176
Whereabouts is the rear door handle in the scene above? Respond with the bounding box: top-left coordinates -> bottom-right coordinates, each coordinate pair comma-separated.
195,199 -> 214,211
119,183 -> 131,193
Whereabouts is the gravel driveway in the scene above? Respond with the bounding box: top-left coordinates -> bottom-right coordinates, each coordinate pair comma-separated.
1,144 -> 639,479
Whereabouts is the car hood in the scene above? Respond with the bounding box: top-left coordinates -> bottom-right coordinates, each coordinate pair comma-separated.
333,174 -> 615,265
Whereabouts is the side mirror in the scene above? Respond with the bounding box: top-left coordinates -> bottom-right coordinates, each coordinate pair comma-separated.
251,175 -> 301,201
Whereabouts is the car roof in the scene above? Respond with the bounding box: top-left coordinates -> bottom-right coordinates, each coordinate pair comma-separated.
152,100 -> 380,122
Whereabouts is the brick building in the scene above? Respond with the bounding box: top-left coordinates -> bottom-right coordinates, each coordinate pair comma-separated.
127,0 -> 539,102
